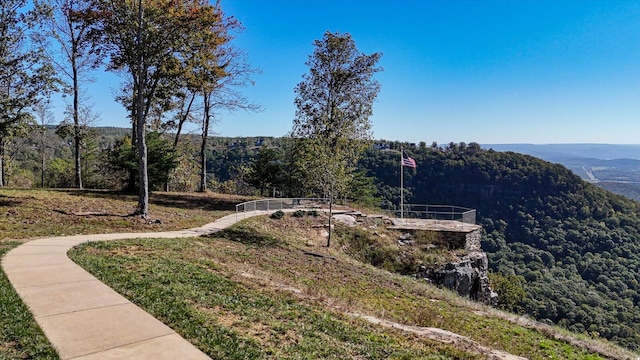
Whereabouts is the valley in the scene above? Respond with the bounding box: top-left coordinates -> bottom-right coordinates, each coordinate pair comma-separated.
484,143 -> 640,201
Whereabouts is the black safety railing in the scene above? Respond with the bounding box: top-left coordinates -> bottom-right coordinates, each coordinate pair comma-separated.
235,198 -> 330,221
393,204 -> 476,225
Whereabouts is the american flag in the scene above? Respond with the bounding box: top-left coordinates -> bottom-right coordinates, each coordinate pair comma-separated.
402,151 -> 416,168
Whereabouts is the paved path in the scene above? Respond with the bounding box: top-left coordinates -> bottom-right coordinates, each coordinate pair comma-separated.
1,210 -> 272,360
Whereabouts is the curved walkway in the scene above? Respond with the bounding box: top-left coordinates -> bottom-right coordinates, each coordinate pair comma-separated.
1,210 -> 273,360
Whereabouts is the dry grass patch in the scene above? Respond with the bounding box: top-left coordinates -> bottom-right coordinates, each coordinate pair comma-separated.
0,189 -> 251,241
69,236 -> 482,359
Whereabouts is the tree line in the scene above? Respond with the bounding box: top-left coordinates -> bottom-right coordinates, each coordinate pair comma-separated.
1,0 -> 260,219
2,2 -> 381,221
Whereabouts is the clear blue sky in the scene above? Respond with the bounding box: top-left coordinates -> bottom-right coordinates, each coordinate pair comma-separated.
70,1 -> 640,144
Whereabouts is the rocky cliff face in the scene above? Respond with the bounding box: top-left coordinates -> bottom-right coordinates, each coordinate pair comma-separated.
394,227 -> 497,305
416,251 -> 497,305
333,212 -> 497,305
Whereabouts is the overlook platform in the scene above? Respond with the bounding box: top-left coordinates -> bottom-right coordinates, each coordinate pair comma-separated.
386,205 -> 482,252
387,218 -> 481,233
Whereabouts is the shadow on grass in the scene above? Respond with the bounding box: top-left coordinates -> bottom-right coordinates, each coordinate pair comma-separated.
57,189 -> 136,200
0,198 -> 23,207
209,226 -> 281,247
150,193 -> 241,211
65,190 -> 246,212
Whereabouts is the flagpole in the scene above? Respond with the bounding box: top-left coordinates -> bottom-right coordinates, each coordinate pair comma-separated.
400,147 -> 404,219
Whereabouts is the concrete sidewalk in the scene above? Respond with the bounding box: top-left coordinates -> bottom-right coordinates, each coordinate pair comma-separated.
1,210 -> 273,360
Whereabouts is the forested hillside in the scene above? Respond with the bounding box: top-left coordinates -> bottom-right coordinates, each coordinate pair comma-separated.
360,142 -> 640,350
3,126 -> 285,192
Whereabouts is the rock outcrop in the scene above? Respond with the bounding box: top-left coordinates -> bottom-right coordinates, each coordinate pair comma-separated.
332,214 -> 358,227
333,212 -> 497,305
417,252 -> 497,305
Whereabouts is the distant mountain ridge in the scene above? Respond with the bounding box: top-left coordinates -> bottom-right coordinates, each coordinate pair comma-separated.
483,143 -> 640,161
484,144 -> 640,201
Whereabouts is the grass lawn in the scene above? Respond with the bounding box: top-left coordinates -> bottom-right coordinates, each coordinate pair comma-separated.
0,242 -> 58,359
0,189 -> 248,359
68,213 -> 633,360
0,189 -> 250,241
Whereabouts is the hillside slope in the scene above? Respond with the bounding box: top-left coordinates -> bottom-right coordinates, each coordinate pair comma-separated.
68,212 -> 636,359
360,143 -> 640,350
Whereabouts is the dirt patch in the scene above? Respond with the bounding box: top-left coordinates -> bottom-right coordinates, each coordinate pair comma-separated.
350,312 -> 527,360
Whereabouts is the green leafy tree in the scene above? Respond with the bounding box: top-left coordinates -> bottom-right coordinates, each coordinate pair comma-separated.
488,272 -> 526,313
0,0 -> 55,187
84,0 -> 231,217
348,170 -> 379,208
47,157 -> 75,188
291,31 -> 382,246
108,132 -> 177,191
244,147 -> 285,196
166,138 -> 199,192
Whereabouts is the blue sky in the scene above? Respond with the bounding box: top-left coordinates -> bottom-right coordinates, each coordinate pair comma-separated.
67,1 -> 640,144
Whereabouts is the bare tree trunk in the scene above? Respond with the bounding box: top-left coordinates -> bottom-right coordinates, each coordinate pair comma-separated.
136,105 -> 149,218
165,93 -> 196,192
41,134 -> 45,188
127,111 -> 137,192
0,138 -> 5,187
73,125 -> 82,189
173,92 -> 195,147
41,152 -> 45,187
199,93 -> 210,192
135,0 -> 149,219
327,195 -> 333,247
72,47 -> 82,189
199,133 -> 207,192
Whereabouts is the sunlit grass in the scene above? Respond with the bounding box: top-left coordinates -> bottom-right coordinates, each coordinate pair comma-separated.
0,189 -> 250,360
67,213 -> 630,359
70,239 -> 479,359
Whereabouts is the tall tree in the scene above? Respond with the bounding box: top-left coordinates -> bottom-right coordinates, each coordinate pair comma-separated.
244,147 -> 285,196
34,0 -> 98,189
33,100 -> 55,188
181,2 -> 259,193
84,0 -> 230,218
291,31 -> 382,246
0,0 -> 54,187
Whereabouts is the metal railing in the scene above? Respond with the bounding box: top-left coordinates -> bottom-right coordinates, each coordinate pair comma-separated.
392,204 -> 476,225
235,198 -> 331,221
235,199 -> 476,227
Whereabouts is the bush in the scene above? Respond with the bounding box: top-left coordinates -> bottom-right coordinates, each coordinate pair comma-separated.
292,210 -> 306,218
488,272 -> 526,313
270,210 -> 285,219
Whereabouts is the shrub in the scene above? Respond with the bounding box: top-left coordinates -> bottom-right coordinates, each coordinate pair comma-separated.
292,210 -> 306,218
488,272 -> 526,313
270,210 -> 285,219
